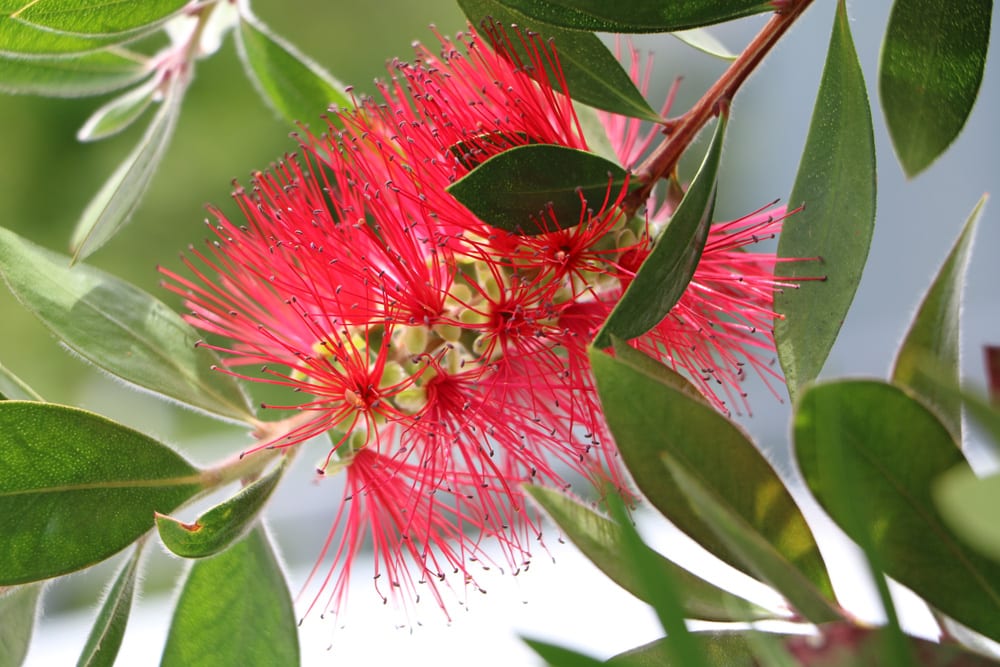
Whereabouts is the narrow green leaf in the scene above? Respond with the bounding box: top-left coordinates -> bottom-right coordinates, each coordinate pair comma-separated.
795,380 -> 1000,643
775,0 -> 876,402
0,360 -> 43,402
70,76 -> 183,261
879,0 -> 992,177
0,226 -> 255,424
605,632 -> 798,667
0,584 -> 42,667
156,463 -> 284,559
593,114 -> 724,349
892,195 -> 986,443
11,0 -> 188,37
525,486 -> 772,622
447,144 -> 629,236
161,527 -> 300,667
937,469 -> 1000,564
77,546 -> 142,667
605,492 -> 709,667
589,348 -> 837,604
235,11 -> 350,127
485,0 -> 771,32
659,452 -> 841,624
77,76 -> 157,142
523,638 -> 606,667
458,0 -> 659,120
0,401 -> 204,584
671,29 -> 736,61
0,48 -> 146,97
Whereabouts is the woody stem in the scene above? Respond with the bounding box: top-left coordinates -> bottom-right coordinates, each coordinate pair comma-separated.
622,0 -> 815,217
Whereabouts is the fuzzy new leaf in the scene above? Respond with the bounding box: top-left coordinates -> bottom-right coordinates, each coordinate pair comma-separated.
0,227 -> 255,423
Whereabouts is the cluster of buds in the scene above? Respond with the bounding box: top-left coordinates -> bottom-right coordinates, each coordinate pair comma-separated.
162,24 -> 794,621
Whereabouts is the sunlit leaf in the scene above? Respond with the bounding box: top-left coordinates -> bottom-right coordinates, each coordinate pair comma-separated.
447,144 -> 629,236
157,462 -> 284,559
457,1 -> 659,120
0,401 -> 204,584
161,527 -> 300,667
482,0 -> 771,32
77,76 -> 158,142
70,76 -> 184,261
589,348 -> 837,606
234,8 -> 350,127
879,0 -> 992,177
526,486 -> 772,622
0,226 -> 255,423
892,195 -> 986,443
775,0 -> 876,402
796,380 -> 1000,643
659,451 -> 841,624
0,584 -> 42,667
937,468 -> 1000,564
77,546 -> 141,667
0,48 -> 146,97
11,0 -> 188,37
593,115 -> 725,348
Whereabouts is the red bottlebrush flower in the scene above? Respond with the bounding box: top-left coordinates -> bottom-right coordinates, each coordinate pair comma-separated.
162,23 -> 802,622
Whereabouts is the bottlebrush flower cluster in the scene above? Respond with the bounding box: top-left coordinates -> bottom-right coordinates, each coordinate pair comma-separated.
161,23 -> 794,621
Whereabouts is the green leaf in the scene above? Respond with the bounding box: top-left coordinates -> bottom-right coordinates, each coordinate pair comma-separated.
610,339 -> 711,407
0,49 -> 146,97
156,463 -> 284,559
70,75 -> 183,261
0,226 -> 255,423
447,144 -> 629,236
77,546 -> 141,667
671,29 -> 736,61
523,638 -> 606,667
0,584 -> 42,667
879,0 -> 992,177
457,1 -> 659,120
891,195 -> 986,443
937,469 -> 1000,563
161,527 -> 300,667
593,114 -> 724,349
77,76 -> 157,142
235,11 -> 350,127
605,632 -> 797,667
659,451 -> 841,624
525,486 -> 772,622
604,492 -> 709,667
11,0 -> 188,37
482,0 -> 772,32
795,380 -> 1000,643
0,5 -> 122,57
775,0 -> 876,402
589,348 -> 837,606
0,401 -> 204,585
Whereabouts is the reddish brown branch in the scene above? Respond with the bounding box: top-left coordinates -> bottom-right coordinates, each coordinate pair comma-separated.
622,0 -> 815,216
